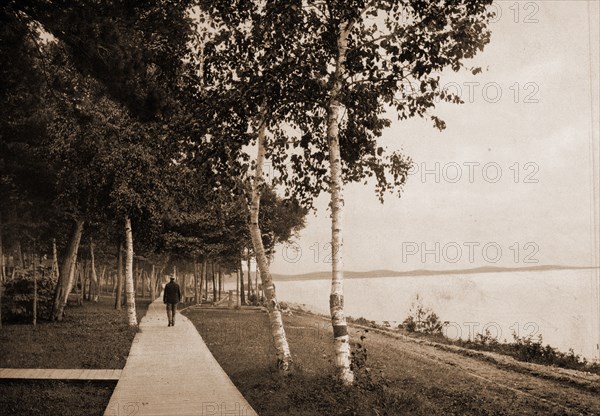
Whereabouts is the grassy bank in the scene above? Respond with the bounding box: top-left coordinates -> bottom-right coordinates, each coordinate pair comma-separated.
184,307 -> 599,416
345,315 -> 600,376
0,296 -> 151,416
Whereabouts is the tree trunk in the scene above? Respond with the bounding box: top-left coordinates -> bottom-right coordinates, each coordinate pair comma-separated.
218,265 -> 222,301
100,266 -> 106,296
0,278 -> 3,329
205,260 -> 209,301
115,241 -> 124,310
82,258 -> 88,301
111,271 -> 117,295
248,110 -> 292,370
325,21 -> 354,384
75,263 -> 83,306
16,240 -> 25,270
0,212 -> 5,283
133,264 -> 137,297
155,266 -> 163,296
124,216 -> 137,326
181,273 -> 187,304
51,218 -> 85,321
32,252 -> 37,326
200,259 -> 206,304
211,262 -> 217,302
194,260 -> 199,304
246,256 -> 252,301
255,262 -> 259,299
150,265 -> 156,301
89,238 -> 99,302
239,258 -> 245,305
52,239 -> 59,281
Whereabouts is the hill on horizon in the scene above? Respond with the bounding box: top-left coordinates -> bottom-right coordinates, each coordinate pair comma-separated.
271,264 -> 598,281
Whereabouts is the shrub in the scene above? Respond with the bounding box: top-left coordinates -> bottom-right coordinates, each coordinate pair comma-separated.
454,329 -> 600,375
1,266 -> 56,323
508,332 -> 598,372
401,294 -> 444,334
347,316 -> 377,327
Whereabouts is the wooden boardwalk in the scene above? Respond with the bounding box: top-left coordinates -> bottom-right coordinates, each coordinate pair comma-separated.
0,368 -> 121,380
104,297 -> 258,416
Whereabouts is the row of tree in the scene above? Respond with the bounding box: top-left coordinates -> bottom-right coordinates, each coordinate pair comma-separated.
1,0 -> 495,384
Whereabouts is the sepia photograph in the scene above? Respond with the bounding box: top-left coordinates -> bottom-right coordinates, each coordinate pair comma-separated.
1,1 -> 599,415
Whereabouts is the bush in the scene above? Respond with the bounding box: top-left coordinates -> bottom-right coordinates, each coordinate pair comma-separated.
451,329 -> 600,375
347,316 -> 378,327
401,294 -> 444,334
1,267 -> 56,323
508,332 -> 599,372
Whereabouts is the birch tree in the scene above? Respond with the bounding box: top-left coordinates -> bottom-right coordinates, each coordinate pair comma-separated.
200,0 -> 494,382
124,217 -> 137,326
198,0 -> 313,371
283,0 -> 495,383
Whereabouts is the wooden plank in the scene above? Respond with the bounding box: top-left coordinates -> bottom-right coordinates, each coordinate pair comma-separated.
53,369 -> 71,379
37,369 -> 53,379
0,368 -> 122,380
0,368 -> 19,378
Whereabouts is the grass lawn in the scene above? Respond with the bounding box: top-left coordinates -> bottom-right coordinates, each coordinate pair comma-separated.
0,380 -> 115,416
184,308 -> 599,416
0,296 -> 151,416
1,296 -> 150,368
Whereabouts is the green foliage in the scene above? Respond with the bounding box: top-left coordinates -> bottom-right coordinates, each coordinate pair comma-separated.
348,329 -> 411,412
351,329 -> 369,372
1,267 -> 56,323
401,294 -> 445,334
347,316 -> 378,327
199,0 -> 495,208
506,333 -> 599,373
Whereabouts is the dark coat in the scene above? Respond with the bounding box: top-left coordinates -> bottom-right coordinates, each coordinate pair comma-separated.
163,280 -> 181,304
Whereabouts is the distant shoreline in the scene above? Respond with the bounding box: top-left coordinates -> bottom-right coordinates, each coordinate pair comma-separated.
272,265 -> 600,281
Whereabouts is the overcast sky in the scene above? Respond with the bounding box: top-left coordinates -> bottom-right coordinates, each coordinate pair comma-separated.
269,1 -> 600,275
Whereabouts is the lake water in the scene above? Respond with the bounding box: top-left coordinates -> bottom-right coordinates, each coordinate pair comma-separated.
275,268 -> 600,361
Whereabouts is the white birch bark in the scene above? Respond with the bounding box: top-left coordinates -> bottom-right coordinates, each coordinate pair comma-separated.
326,22 -> 354,385
124,216 -> 138,326
248,110 -> 292,370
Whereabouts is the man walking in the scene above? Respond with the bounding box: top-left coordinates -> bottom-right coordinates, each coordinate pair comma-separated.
163,276 -> 181,326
